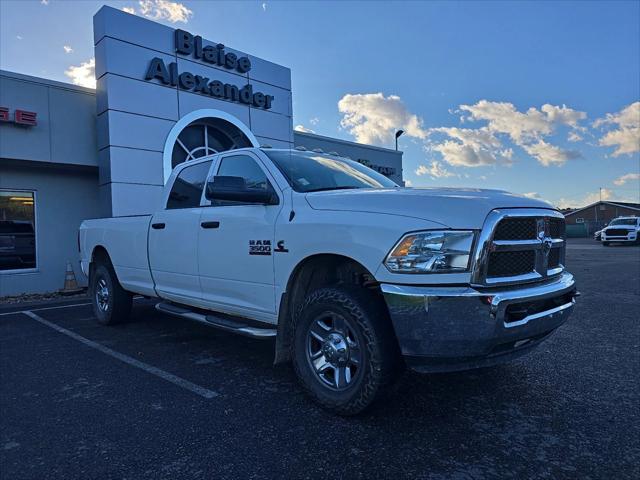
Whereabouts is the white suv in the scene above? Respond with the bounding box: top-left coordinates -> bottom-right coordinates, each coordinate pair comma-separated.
601,216 -> 640,246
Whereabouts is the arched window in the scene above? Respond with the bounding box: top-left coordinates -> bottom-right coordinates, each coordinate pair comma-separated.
170,118 -> 255,168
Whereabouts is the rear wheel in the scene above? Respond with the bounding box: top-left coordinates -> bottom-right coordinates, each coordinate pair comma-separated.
292,286 -> 401,415
90,260 -> 132,325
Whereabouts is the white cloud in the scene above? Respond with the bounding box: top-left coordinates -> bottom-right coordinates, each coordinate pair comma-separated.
460,101 -> 586,143
522,192 -> 541,199
262,2 -> 267,11
568,131 -> 583,142
613,172 -> 640,186
309,117 -> 320,126
455,100 -> 586,166
338,93 -> 428,146
521,140 -> 581,166
294,124 -> 315,134
138,0 -> 193,23
122,6 -> 136,14
404,179 -> 413,187
16,35 -> 23,40
556,188 -> 639,209
415,161 -> 456,178
427,127 -> 513,167
593,102 -> 640,157
64,57 -> 96,89
63,45 -> 73,54
540,104 -> 586,127
41,0 -> 49,5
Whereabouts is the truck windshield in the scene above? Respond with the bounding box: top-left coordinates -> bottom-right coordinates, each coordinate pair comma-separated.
609,218 -> 637,226
264,150 -> 399,193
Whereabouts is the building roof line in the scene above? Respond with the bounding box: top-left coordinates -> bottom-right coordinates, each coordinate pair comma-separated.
564,200 -> 640,217
0,69 -> 96,96
294,130 -> 402,155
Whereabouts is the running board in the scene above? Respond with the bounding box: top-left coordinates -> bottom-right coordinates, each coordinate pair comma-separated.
155,302 -> 276,339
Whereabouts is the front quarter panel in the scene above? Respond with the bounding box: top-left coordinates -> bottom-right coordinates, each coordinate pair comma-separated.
274,198 -> 460,304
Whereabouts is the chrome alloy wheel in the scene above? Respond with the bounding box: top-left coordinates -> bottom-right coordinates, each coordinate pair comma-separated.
306,312 -> 362,390
95,278 -> 110,313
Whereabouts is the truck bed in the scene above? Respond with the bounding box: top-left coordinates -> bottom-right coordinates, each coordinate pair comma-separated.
80,215 -> 156,297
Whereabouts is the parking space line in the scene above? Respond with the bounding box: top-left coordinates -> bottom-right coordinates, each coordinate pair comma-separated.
0,297 -> 148,317
22,310 -> 219,399
0,303 -> 93,317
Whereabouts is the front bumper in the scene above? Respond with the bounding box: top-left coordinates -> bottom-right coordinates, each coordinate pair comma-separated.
381,272 -> 577,373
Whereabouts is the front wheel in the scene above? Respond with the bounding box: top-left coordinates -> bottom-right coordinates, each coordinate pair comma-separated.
90,261 -> 132,325
602,241 -> 609,246
292,286 -> 401,415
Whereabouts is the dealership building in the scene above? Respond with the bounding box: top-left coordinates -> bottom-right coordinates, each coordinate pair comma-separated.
0,6 -> 403,296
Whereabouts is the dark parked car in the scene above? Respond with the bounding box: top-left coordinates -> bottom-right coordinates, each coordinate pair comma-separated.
0,220 -> 36,270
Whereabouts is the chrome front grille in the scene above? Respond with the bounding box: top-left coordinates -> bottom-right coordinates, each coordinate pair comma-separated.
471,209 -> 566,286
605,228 -> 630,236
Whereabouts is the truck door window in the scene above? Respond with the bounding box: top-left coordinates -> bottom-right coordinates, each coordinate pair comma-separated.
214,155 -> 274,206
166,161 -> 212,209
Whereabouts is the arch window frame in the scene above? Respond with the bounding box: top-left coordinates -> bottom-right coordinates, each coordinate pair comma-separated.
162,109 -> 259,183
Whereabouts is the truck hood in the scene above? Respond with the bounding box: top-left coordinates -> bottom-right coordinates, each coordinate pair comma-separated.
305,188 -> 555,229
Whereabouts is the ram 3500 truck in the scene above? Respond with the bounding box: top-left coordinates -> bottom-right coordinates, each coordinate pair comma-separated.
80,148 -> 578,414
600,216 -> 640,245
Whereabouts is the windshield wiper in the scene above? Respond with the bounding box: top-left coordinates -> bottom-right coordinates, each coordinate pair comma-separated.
304,186 -> 361,193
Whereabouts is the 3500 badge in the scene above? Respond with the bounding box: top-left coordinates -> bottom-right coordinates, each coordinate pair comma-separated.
249,240 -> 271,256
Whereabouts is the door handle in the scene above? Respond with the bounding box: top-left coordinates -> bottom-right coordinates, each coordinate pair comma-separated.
201,221 -> 220,229
151,223 -> 166,230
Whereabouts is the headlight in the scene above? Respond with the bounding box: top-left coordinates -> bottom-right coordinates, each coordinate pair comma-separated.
384,230 -> 475,273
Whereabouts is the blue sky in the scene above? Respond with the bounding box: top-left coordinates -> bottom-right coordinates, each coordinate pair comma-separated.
1,0 -> 639,207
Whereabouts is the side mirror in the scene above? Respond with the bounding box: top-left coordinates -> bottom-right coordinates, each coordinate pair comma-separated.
205,175 -> 277,204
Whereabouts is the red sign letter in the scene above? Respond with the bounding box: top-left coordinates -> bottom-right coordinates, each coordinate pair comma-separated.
15,110 -> 37,126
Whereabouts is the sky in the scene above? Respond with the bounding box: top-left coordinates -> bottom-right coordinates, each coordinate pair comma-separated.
1,0 -> 639,208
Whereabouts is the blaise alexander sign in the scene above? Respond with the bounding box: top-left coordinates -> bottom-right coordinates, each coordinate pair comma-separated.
145,29 -> 274,110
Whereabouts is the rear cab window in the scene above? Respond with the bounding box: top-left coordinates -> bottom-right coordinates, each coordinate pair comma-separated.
166,161 -> 212,209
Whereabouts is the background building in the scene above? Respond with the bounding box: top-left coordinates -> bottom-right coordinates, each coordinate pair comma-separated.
0,6 -> 403,296
564,201 -> 640,237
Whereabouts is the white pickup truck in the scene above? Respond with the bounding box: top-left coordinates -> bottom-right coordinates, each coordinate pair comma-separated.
600,216 -> 640,245
80,148 -> 578,414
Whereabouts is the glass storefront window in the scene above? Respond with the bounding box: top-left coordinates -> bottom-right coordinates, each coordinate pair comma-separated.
0,191 -> 36,271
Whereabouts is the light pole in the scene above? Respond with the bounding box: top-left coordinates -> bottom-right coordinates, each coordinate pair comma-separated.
395,129 -> 404,151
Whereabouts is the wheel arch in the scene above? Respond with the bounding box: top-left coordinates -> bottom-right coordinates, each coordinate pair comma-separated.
88,245 -> 117,285
274,253 -> 392,364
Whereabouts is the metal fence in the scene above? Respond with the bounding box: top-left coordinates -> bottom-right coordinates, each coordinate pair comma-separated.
566,220 -> 607,238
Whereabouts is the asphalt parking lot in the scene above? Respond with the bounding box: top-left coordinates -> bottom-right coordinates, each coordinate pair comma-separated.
1,238 -> 638,479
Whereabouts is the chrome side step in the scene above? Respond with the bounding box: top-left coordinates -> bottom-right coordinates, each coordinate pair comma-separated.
155,302 -> 277,339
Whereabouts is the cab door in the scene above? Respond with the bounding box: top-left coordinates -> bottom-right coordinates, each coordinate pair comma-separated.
148,159 -> 213,305
197,152 -> 283,321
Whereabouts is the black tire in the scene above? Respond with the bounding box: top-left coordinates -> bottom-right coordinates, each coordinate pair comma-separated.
90,260 -> 132,325
602,241 -> 609,246
291,286 -> 401,415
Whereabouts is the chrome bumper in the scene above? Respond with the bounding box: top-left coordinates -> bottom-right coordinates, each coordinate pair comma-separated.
381,272 -> 577,372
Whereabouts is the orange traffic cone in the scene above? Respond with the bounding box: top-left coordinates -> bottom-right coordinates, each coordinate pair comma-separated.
61,261 -> 83,294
